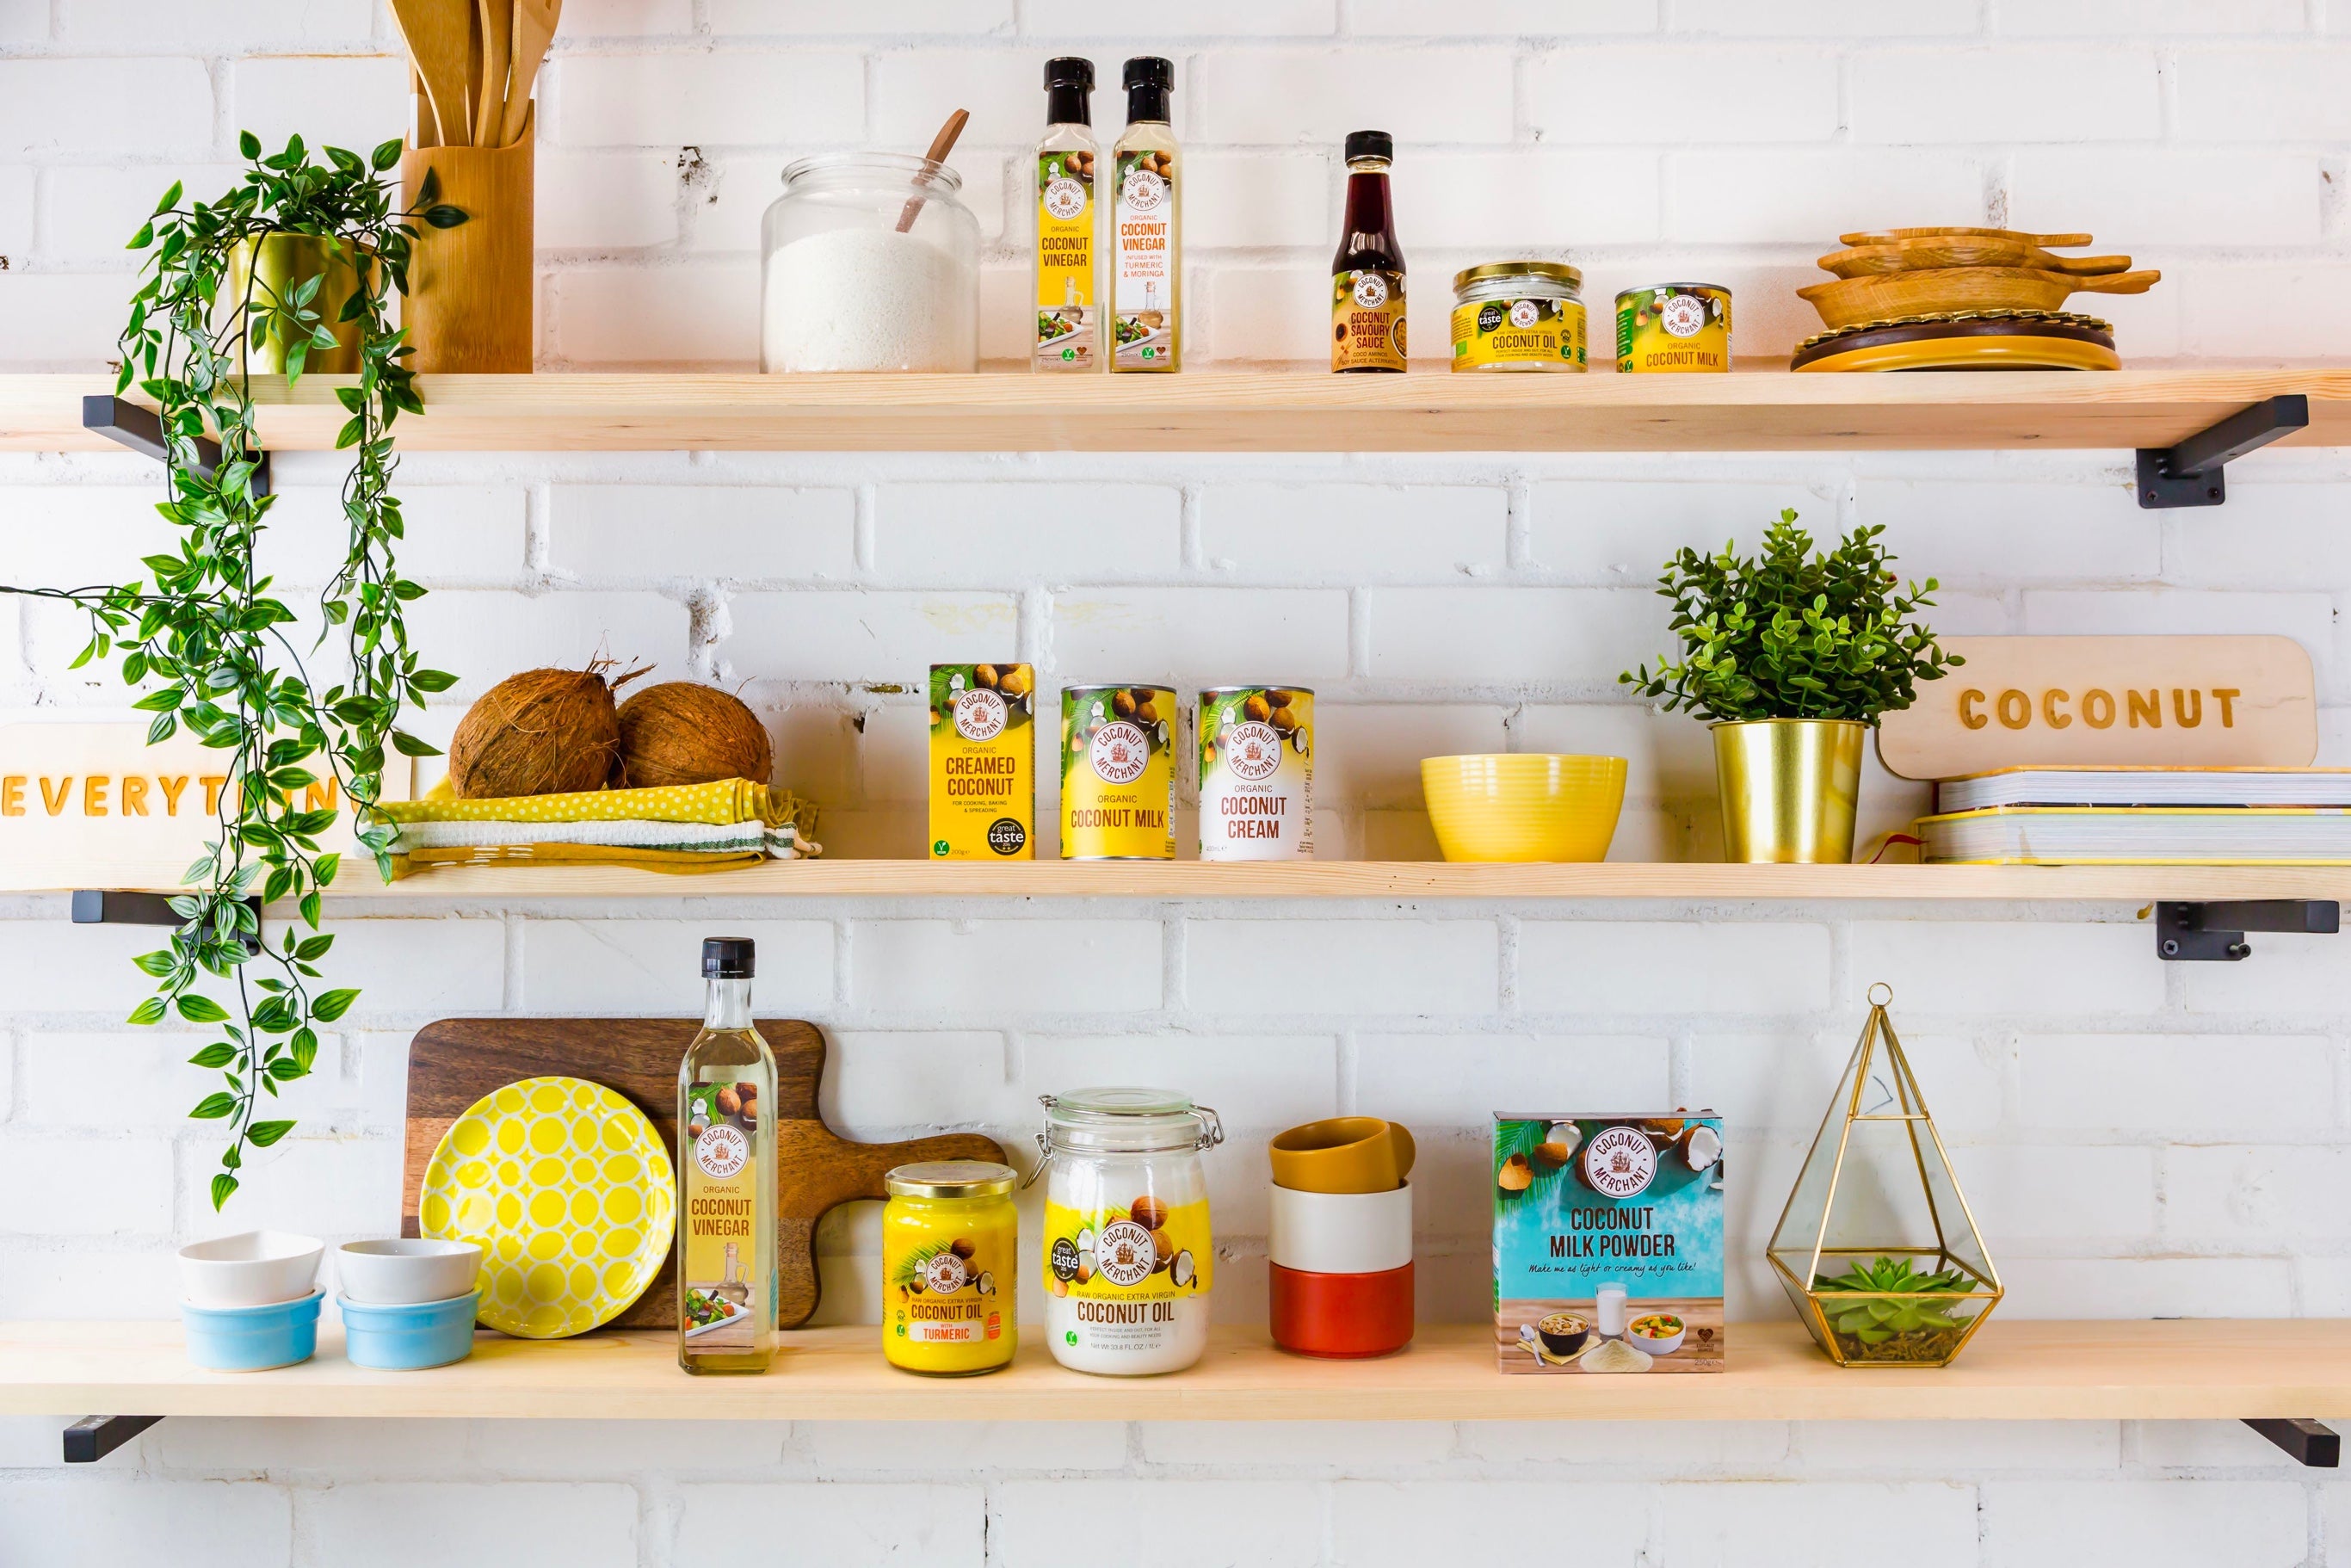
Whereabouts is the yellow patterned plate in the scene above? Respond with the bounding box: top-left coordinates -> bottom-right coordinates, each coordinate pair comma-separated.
419,1076 -> 676,1340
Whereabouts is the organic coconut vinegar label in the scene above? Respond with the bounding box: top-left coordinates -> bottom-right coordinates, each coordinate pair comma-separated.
1034,57 -> 1099,371
1109,56 -> 1180,371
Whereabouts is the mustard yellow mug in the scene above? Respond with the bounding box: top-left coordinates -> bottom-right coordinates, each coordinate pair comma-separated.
1268,1117 -> 1417,1195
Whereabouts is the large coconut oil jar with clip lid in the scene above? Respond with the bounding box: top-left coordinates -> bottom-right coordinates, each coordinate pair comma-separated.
1032,1089 -> 1222,1374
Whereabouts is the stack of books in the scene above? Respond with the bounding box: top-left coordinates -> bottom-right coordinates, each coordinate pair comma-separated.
1918,768 -> 2351,865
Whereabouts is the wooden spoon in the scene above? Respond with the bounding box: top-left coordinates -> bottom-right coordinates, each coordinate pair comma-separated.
1839,226 -> 2095,248
389,0 -> 474,148
896,108 -> 969,233
498,0 -> 561,148
473,0 -> 510,147
1818,239 -> 2134,279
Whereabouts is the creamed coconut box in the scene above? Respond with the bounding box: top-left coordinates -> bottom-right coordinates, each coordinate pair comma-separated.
1494,1112 -> 1725,1374
929,664 -> 1034,860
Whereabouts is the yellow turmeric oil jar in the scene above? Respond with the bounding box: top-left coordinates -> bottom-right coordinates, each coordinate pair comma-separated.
882,1161 -> 1018,1375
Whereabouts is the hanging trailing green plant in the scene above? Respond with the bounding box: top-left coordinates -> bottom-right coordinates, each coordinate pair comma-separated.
2,132 -> 466,1207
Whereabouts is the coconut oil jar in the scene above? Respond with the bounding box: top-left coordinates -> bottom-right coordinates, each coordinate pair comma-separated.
1034,1088 -> 1222,1375
881,1161 -> 1017,1376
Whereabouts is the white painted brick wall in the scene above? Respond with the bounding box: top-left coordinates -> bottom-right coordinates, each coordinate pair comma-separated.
7,7 -> 2351,1563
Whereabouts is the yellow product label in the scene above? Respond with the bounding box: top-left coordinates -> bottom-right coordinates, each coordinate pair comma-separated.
1332,269 -> 1407,371
884,1195 -> 1016,1374
1615,285 -> 1731,373
1112,151 -> 1176,370
1043,1194 -> 1212,1306
1198,687 -> 1312,861
1035,151 -> 1096,370
1451,296 -> 1587,371
682,1079 -> 761,1353
1061,684 -> 1175,860
929,664 -> 1035,860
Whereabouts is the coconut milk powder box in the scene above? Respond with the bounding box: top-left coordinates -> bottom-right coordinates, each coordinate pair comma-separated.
1494,1113 -> 1725,1374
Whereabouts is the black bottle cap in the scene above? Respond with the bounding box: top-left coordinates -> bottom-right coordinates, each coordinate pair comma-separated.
702,936 -> 756,978
1045,56 -> 1095,126
1344,130 -> 1393,164
1123,55 -> 1174,123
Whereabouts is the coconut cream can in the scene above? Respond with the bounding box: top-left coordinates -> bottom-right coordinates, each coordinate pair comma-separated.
1061,683 -> 1176,860
1037,1090 -> 1222,1376
1198,686 -> 1313,861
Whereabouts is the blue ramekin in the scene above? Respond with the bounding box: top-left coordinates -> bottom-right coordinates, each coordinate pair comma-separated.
180,1289 -> 324,1371
336,1288 -> 482,1371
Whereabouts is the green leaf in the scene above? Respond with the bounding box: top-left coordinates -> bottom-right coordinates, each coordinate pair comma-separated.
133,948 -> 177,977
311,987 -> 361,1022
371,138 -> 404,171
189,1090 -> 238,1120
210,1172 -> 240,1210
127,996 -> 169,1026
246,1119 -> 296,1147
176,993 -> 231,1023
239,129 -> 262,158
423,204 -> 468,230
188,1042 -> 238,1068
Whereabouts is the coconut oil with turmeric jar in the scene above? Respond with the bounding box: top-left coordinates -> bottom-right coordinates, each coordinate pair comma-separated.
882,1161 -> 1018,1375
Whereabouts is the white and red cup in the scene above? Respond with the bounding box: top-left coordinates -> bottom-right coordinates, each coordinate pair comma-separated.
1268,1181 -> 1414,1358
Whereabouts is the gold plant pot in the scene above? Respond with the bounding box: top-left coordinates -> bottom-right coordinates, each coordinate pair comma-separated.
225,233 -> 365,375
1711,718 -> 1866,864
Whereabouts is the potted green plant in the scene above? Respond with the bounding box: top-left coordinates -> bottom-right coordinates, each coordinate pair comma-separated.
0,133 -> 460,1207
1620,509 -> 1959,863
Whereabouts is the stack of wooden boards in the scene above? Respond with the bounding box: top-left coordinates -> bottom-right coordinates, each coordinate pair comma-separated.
1793,227 -> 2158,372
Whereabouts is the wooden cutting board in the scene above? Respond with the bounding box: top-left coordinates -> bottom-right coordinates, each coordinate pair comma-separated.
401,1018 -> 1006,1330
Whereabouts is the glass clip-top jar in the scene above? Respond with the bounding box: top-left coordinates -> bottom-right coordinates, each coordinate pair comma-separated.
882,1160 -> 1018,1376
1031,1088 -> 1223,1376
761,151 -> 980,373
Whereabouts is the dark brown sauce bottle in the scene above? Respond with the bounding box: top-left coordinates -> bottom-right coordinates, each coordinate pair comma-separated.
1331,130 -> 1405,373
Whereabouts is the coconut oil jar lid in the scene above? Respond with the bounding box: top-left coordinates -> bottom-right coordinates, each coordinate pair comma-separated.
1038,1088 -> 1225,1156
1453,260 -> 1583,296
885,1160 -> 1017,1200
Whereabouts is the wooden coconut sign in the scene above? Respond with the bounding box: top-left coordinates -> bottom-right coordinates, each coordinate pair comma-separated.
0,720 -> 406,892
1876,636 -> 2317,781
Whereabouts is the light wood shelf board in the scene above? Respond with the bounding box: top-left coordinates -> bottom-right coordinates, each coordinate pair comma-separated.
7,369 -> 2348,455
8,858 -> 2351,901
3,1321 -> 2344,1423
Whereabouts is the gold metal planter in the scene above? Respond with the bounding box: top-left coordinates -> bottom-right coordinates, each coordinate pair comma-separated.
1712,717 -> 1866,864
225,233 -> 365,375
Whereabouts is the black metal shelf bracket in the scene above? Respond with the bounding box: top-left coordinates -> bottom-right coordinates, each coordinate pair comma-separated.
2136,393 -> 2309,509
2155,898 -> 2339,961
64,1414 -> 161,1463
82,393 -> 271,496
73,889 -> 264,954
2245,1417 -> 2341,1466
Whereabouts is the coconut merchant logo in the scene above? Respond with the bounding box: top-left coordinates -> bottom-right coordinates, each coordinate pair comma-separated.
1225,720 -> 1282,781
1351,271 -> 1389,310
1095,1219 -> 1157,1286
1580,1125 -> 1658,1199
1044,174 -> 1088,220
695,1121 -> 749,1180
1660,293 -> 1709,338
923,1250 -> 970,1294
953,687 -> 1008,742
1509,299 -> 1541,330
1122,165 -> 1165,213
1089,720 -> 1150,784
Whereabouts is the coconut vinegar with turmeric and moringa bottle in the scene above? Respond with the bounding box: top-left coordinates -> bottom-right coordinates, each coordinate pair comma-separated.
678,937 -> 777,1374
1108,55 -> 1180,371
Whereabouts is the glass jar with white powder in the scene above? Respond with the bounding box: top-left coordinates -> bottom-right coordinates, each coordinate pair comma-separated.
760,151 -> 979,373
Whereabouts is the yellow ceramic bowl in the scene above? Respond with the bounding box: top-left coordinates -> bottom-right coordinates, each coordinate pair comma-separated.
1420,754 -> 1628,862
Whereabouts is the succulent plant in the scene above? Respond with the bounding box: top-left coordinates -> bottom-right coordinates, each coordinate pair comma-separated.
1811,1255 -> 1978,1345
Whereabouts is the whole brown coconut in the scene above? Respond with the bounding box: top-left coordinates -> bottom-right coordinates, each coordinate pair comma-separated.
616,682 -> 774,787
448,663 -> 642,799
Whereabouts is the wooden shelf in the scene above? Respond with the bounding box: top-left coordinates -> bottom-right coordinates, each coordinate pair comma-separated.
4,1320 -> 2346,1423
12,858 -> 2351,901
7,368 -> 2349,454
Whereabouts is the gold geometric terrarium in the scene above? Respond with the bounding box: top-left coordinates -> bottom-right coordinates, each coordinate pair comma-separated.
1767,983 -> 2002,1367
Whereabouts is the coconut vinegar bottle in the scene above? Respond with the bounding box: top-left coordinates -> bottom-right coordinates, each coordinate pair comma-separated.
677,937 -> 777,1374
1108,56 -> 1181,372
1034,57 -> 1100,371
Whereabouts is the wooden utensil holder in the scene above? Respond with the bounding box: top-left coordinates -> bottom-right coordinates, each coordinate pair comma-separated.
400,115 -> 534,373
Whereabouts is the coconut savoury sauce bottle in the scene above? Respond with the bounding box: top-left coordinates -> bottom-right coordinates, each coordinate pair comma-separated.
677,937 -> 777,1374
1108,56 -> 1181,372
1331,130 -> 1405,373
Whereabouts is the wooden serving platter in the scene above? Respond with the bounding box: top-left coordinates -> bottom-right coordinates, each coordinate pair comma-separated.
401,1017 -> 1005,1330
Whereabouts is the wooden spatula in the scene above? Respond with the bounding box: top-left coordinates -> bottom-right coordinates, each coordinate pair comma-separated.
499,0 -> 561,147
473,0 -> 509,147
390,0 -> 474,147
